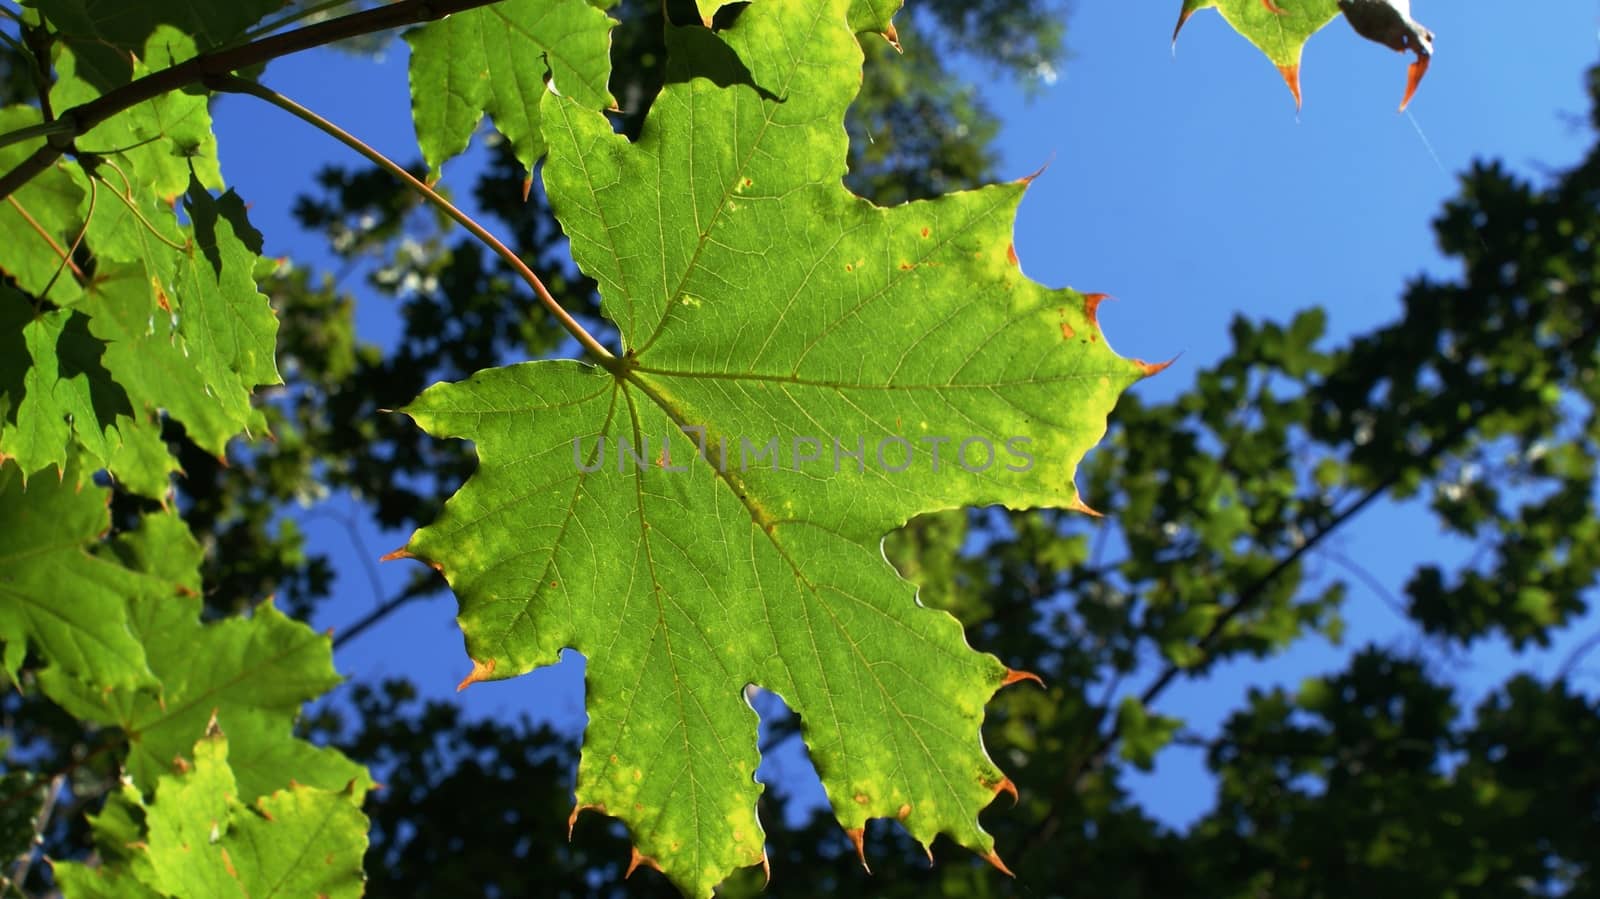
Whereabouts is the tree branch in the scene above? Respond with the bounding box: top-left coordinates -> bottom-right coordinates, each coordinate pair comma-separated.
0,0 -> 499,199
332,581 -> 435,650
1018,418 -> 1484,863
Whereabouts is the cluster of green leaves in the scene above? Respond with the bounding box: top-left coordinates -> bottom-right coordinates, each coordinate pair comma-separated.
1,0 -> 1126,893
4,0 -> 1595,897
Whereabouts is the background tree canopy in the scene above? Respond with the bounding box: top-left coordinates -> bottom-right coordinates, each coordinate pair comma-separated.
0,0 -> 1596,895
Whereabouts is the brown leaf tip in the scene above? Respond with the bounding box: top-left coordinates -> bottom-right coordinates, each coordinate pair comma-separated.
844,827 -> 871,873
625,846 -> 663,879
379,547 -> 414,563
1400,55 -> 1430,112
566,802 -> 589,840
1001,668 -> 1046,690
981,848 -> 1015,878
1172,7 -> 1195,45
1068,494 -> 1104,518
992,776 -> 1020,806
881,22 -> 902,53
1278,64 -> 1303,111
1082,293 -> 1110,328
1134,356 -> 1177,378
1016,157 -> 1051,186
455,657 -> 496,692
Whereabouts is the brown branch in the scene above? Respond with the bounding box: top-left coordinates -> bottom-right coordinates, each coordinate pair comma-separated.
0,0 -> 500,202
332,581 -> 434,650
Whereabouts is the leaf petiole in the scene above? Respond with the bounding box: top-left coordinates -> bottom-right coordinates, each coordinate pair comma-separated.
208,75 -> 616,366
0,118 -> 74,153
90,157 -> 191,252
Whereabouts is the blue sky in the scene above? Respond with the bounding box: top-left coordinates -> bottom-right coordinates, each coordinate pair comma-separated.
211,1 -> 1600,834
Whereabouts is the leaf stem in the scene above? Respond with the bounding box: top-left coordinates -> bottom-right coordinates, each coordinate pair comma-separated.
5,193 -> 84,286
0,119 -> 72,153
36,173 -> 93,298
0,0 -> 502,202
210,75 -> 615,365
90,158 -> 191,251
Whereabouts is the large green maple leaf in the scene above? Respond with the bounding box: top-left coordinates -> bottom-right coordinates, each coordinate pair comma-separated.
392,0 -> 1153,893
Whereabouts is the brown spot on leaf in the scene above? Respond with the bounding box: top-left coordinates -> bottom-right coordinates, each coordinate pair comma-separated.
854,793 -> 869,805
1006,244 -> 1019,267
1060,322 -> 1075,340
919,226 -> 930,238
897,804 -> 911,819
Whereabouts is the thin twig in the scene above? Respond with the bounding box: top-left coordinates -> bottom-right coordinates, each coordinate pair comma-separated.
36,174 -> 93,299
210,75 -> 616,364
0,0 -> 500,201
298,506 -> 387,610
1317,547 -> 1409,618
7,773 -> 62,893
1558,629 -> 1600,682
332,583 -> 433,649
5,193 -> 85,285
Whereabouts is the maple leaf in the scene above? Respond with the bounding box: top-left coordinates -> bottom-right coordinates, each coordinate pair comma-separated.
1174,0 -> 1340,108
1174,0 -> 1432,110
53,725 -> 369,899
39,510 -> 371,801
391,0 -> 1152,893
0,459 -> 158,691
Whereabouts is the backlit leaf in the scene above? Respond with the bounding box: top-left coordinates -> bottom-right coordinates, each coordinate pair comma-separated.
0,459 -> 156,689
39,512 -> 369,801
394,1 -> 1149,892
